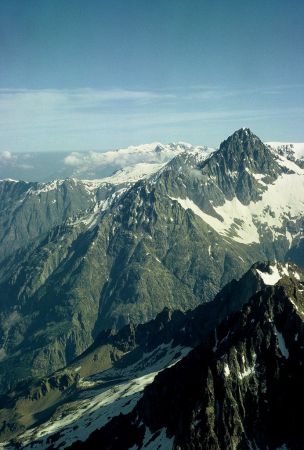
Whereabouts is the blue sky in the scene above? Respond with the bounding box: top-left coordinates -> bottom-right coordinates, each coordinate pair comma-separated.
0,0 -> 304,151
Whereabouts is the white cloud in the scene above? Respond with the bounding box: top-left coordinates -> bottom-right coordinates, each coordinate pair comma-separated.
64,153 -> 83,167
0,150 -> 35,170
63,142 -> 179,173
0,150 -> 13,161
0,150 -> 16,165
0,87 -> 173,116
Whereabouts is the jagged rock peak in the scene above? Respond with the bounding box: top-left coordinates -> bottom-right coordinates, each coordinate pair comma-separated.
219,127 -> 263,153
213,127 -> 281,179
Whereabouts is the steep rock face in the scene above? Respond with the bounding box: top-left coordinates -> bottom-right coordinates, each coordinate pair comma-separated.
69,268 -> 304,450
0,179 -> 130,391
0,177 -> 123,271
201,128 -> 282,204
0,129 -> 304,392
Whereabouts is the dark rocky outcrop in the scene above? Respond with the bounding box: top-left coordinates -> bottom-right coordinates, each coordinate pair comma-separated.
69,270 -> 304,450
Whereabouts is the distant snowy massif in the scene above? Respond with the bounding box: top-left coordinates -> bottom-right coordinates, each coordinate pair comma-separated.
1,138 -> 303,183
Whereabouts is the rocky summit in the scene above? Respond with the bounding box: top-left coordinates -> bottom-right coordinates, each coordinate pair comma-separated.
0,129 -> 304,449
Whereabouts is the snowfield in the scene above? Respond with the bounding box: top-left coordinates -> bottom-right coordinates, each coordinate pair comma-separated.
169,153 -> 304,246
0,344 -> 191,450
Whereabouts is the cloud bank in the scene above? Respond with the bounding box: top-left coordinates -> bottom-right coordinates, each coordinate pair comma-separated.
63,142 -> 188,175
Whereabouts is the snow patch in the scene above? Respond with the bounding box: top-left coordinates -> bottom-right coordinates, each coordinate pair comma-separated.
274,325 -> 289,358
238,354 -> 256,380
256,264 -> 281,285
224,363 -> 230,377
31,180 -> 64,195
9,343 -> 191,450
251,172 -> 266,181
100,162 -> 166,185
11,374 -> 152,449
281,264 -> 289,277
289,297 -> 299,311
170,161 -> 304,246
169,196 -> 259,244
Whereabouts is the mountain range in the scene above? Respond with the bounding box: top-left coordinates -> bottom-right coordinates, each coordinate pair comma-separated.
0,128 -> 304,449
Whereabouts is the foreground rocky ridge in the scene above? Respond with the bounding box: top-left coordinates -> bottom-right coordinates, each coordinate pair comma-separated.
69,264 -> 304,450
0,129 -> 304,393
1,262 -> 303,449
0,261 -> 264,443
